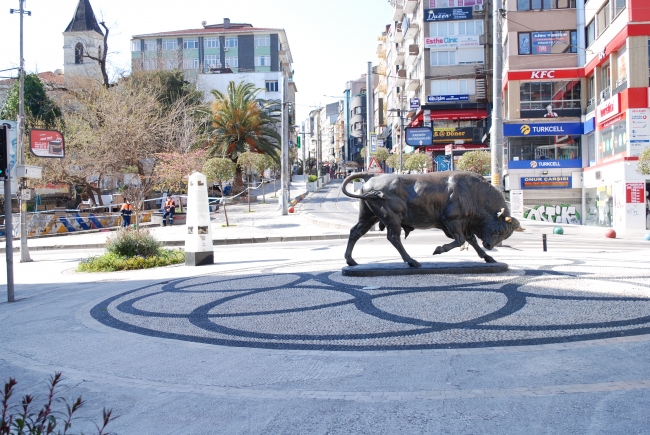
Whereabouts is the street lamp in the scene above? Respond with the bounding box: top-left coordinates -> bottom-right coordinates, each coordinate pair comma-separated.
387,108 -> 404,174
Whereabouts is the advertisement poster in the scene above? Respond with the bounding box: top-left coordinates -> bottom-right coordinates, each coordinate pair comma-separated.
531,31 -> 571,55
510,190 -> 524,219
425,7 -> 472,22
29,129 -> 65,158
626,182 -> 645,204
628,108 -> 650,157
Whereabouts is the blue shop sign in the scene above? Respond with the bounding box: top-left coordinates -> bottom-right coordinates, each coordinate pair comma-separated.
508,159 -> 583,170
410,97 -> 420,110
425,7 -> 473,22
427,94 -> 469,103
503,122 -> 583,136
583,117 -> 595,134
405,127 -> 433,146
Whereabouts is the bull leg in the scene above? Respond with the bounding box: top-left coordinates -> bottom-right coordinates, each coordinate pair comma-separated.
385,222 -> 421,267
467,235 -> 496,263
433,220 -> 466,256
344,201 -> 379,266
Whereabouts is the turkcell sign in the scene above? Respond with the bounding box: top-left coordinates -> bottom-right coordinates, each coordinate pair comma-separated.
508,159 -> 582,170
405,127 -> 433,146
424,7 -> 472,22
503,122 -> 583,136
427,95 -> 469,103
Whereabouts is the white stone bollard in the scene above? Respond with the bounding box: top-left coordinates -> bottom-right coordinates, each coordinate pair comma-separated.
185,172 -> 214,266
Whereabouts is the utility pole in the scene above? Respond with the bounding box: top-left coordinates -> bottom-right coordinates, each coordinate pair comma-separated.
490,0 -> 504,193
366,62 -> 374,172
10,0 -> 32,262
281,75 -> 289,215
399,107 -> 404,174
2,124 -> 15,302
316,111 -> 321,177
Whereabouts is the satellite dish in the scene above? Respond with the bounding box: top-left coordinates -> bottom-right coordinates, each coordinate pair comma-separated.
201,20 -> 207,26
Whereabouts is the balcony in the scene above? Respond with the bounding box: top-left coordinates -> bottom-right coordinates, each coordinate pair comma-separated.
392,0 -> 404,21
612,77 -> 627,96
279,50 -> 288,61
377,44 -> 386,59
395,49 -> 405,65
393,22 -> 403,43
376,64 -> 386,76
404,0 -> 417,13
405,44 -> 419,65
406,78 -> 420,92
396,69 -> 406,86
404,21 -> 419,40
585,98 -> 596,114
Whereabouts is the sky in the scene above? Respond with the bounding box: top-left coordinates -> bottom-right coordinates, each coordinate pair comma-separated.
0,0 -> 393,122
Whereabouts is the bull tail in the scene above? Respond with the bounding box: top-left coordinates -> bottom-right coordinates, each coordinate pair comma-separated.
340,172 -> 384,200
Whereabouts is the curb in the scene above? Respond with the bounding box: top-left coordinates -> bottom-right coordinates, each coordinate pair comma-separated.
0,232 -> 384,253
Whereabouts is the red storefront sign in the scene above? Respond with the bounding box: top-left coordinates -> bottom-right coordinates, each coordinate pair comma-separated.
597,94 -> 620,124
626,182 -> 645,203
506,68 -> 583,82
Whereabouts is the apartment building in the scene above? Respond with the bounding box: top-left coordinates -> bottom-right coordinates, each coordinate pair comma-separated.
501,0 -> 648,230
130,18 -> 296,105
388,0 -> 490,171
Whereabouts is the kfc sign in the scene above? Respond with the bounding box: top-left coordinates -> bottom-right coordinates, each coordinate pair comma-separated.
597,94 -> 620,124
530,70 -> 555,79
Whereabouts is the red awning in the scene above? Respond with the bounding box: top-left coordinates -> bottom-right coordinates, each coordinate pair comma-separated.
410,109 -> 489,126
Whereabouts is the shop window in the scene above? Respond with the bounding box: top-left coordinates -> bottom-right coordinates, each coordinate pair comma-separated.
518,31 -> 577,55
598,119 -> 626,162
587,134 -> 596,166
508,136 -> 581,162
519,80 -> 581,117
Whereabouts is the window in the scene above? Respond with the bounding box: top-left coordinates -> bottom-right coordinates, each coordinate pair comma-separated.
458,20 -> 483,36
601,63 -> 611,97
265,81 -> 278,92
430,22 -> 456,37
183,39 -> 198,49
353,107 -> 363,115
162,39 -> 177,50
519,80 -> 581,112
597,2 -> 610,36
225,56 -> 238,68
587,75 -> 595,107
431,79 -> 475,96
183,58 -> 199,69
255,35 -> 270,47
225,37 -> 238,48
163,58 -> 176,70
74,43 -> 84,64
613,0 -> 625,17
430,50 -> 456,66
204,38 -> 219,48
254,55 -> 271,66
509,136 -> 581,162
131,40 -> 141,52
354,122 -> 362,131
204,54 -> 220,68
430,21 -> 483,37
586,20 -> 595,46
144,40 -> 157,51
429,0 -> 480,6
517,0 -> 575,9
518,31 -> 577,55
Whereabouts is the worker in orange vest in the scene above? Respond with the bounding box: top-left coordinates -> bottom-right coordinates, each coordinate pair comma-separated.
120,201 -> 133,228
163,197 -> 176,226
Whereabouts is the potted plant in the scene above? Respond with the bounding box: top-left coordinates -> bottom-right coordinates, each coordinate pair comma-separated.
306,174 -> 318,192
352,177 -> 363,192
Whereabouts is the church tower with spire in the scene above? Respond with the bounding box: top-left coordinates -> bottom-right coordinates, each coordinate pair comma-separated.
62,0 -> 104,86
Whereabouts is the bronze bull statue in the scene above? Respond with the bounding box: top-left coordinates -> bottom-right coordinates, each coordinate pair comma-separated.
341,171 -> 521,267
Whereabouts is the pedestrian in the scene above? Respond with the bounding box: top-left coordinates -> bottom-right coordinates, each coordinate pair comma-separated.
163,197 -> 176,226
120,200 -> 133,228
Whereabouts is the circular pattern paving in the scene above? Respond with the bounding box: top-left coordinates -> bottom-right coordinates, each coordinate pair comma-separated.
91,257 -> 650,350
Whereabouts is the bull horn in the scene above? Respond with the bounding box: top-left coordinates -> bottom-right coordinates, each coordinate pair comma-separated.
505,216 -> 512,222
496,208 -> 505,219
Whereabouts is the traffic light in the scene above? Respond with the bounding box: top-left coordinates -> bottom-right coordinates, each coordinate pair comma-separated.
296,136 -> 301,148
0,125 -> 8,180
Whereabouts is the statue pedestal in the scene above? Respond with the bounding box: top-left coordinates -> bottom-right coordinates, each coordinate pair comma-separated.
185,172 -> 214,266
342,261 -> 508,277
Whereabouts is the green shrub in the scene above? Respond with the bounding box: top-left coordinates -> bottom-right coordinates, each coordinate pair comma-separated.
352,178 -> 361,182
307,175 -> 318,182
78,249 -> 185,272
105,228 -> 162,258
1,372 -> 114,434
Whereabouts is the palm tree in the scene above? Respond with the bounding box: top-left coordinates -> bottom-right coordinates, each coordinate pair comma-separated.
208,81 -> 281,195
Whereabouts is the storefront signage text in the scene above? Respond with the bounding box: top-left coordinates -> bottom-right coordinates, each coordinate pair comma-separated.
427,94 -> 469,103
597,94 -> 620,123
626,182 -> 645,204
424,7 -> 473,22
425,35 -> 481,49
522,176 -> 571,189
508,159 -> 583,170
506,68 -> 582,82
503,122 -> 583,136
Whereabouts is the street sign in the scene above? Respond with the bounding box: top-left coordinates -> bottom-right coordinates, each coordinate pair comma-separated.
405,127 -> 433,146
410,98 -> 420,110
370,133 -> 377,154
367,156 -> 383,173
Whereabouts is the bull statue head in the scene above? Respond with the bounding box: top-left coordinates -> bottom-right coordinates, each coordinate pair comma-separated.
481,208 -> 521,250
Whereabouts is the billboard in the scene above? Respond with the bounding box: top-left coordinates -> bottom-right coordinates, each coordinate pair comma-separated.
29,129 -> 65,158
530,31 -> 573,55
424,7 -> 472,22
425,35 -> 481,49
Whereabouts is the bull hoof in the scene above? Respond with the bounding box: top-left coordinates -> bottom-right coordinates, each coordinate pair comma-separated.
433,246 -> 443,255
407,259 -> 421,268
484,255 -> 496,263
346,258 -> 359,266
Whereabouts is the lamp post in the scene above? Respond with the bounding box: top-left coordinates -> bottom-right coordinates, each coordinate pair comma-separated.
10,0 -> 32,263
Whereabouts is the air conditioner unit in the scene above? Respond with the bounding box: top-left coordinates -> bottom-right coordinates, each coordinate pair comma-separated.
224,47 -> 229,52
473,4 -> 484,11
